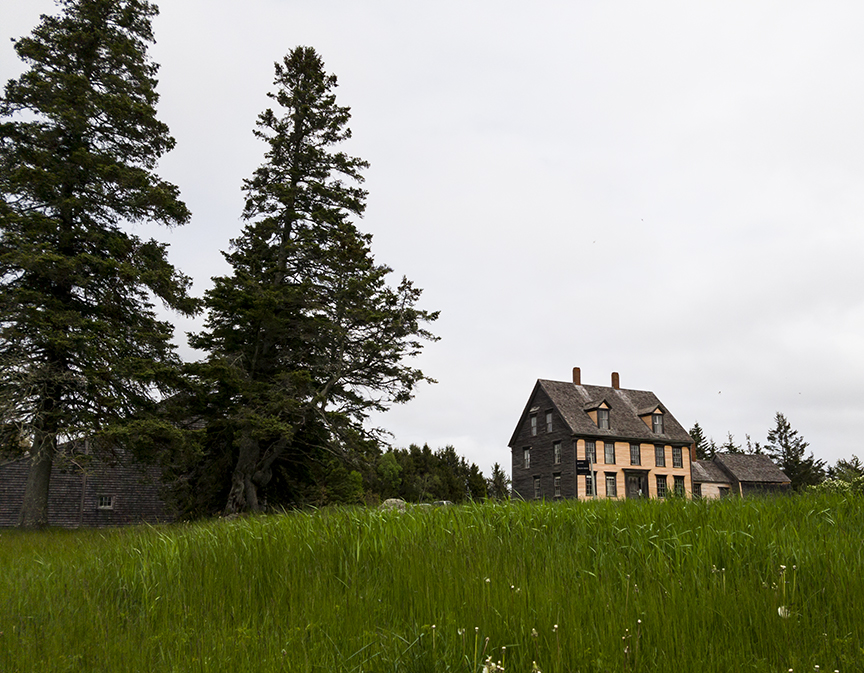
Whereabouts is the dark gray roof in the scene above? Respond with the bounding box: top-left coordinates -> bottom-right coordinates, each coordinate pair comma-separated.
691,460 -> 730,483
510,379 -> 693,446
713,453 -> 790,483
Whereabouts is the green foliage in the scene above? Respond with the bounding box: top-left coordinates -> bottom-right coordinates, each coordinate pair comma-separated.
186,46 -> 437,515
0,0 -> 196,527
371,444 -> 486,503
486,462 -> 511,500
3,494 -> 864,671
688,421 -> 713,459
765,412 -> 824,490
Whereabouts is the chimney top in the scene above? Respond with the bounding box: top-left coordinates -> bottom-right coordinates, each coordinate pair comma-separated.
611,372 -> 620,389
572,367 -> 581,385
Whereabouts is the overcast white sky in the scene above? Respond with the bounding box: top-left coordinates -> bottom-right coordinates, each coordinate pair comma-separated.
4,1 -> 864,475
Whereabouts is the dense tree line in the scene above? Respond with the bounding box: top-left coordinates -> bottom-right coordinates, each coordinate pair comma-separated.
0,0 -> 443,526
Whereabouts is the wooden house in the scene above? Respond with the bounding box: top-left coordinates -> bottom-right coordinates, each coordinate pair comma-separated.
509,368 -> 695,500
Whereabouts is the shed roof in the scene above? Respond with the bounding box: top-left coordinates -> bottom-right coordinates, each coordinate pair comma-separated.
713,453 -> 790,483
692,460 -> 731,483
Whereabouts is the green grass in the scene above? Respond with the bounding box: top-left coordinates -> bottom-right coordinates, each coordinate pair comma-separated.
1,494 -> 862,672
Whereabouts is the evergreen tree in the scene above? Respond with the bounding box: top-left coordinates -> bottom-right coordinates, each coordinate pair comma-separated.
487,462 -> 511,500
827,455 -> 864,482
689,422 -> 713,459
720,432 -> 743,454
0,0 -> 196,528
189,47 -> 437,514
765,412 -> 824,490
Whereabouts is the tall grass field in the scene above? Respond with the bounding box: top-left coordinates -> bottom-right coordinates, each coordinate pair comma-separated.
1,494 -> 862,672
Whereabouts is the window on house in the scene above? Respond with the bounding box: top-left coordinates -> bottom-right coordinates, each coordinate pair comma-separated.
98,495 -> 114,510
585,471 -> 595,497
655,445 -> 666,467
652,413 -> 664,434
523,448 -> 531,469
530,414 -> 537,436
597,408 -> 610,430
604,441 -> 615,464
630,443 -> 640,465
585,440 -> 596,463
546,411 -> 553,433
719,486 -> 731,498
605,473 -> 617,498
656,475 -> 667,498
533,477 -> 541,499
674,475 -> 685,496
554,474 -> 561,498
693,483 -> 702,499
672,446 -> 683,468
553,441 -> 561,465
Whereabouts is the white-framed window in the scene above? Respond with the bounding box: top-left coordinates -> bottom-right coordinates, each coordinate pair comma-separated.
674,475 -> 685,496
630,443 -> 640,465
585,440 -> 596,463
597,408 -> 610,430
672,446 -> 683,468
656,475 -> 667,498
605,473 -> 617,498
530,414 -> 537,436
652,413 -> 664,434
604,441 -> 615,464
655,445 -> 666,467
585,471 -> 595,496
546,411 -> 553,433
533,477 -> 541,499
554,474 -> 561,498
523,447 -> 531,469
553,441 -> 561,465
98,495 -> 114,510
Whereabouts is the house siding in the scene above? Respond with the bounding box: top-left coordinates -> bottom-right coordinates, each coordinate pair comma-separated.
0,448 -> 173,528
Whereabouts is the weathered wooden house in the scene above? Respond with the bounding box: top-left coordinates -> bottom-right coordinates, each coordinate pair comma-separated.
691,453 -> 790,498
0,442 -> 173,528
509,368 -> 695,500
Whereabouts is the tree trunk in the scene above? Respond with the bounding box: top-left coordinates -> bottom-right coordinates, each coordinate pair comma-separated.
18,426 -> 57,528
225,429 -> 261,514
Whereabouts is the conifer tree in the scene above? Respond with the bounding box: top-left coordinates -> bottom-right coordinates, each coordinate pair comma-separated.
189,47 -> 437,514
0,0 -> 196,527
765,412 -> 824,490
689,422 -> 713,460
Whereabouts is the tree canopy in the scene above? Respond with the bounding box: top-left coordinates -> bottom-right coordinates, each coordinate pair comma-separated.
765,412 -> 824,490
0,0 -> 196,527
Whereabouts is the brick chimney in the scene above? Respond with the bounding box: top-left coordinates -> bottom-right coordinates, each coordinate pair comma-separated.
611,372 -> 620,389
572,367 -> 581,385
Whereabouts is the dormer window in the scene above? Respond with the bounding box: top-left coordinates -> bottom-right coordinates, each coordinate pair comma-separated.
652,413 -> 664,434
598,408 -> 610,430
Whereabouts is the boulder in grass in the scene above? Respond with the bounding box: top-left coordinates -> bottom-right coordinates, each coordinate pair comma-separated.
379,498 -> 407,511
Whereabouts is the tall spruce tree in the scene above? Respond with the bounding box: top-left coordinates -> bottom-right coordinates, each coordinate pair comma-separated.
0,0 -> 196,528
765,412 -> 824,490
189,47 -> 437,514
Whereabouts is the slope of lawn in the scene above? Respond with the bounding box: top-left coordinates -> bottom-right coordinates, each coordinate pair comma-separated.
1,493 -> 862,672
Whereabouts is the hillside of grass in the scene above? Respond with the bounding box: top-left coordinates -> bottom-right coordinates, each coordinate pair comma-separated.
1,494 -> 862,672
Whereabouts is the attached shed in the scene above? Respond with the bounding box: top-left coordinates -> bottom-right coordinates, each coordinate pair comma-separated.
691,454 -> 790,498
